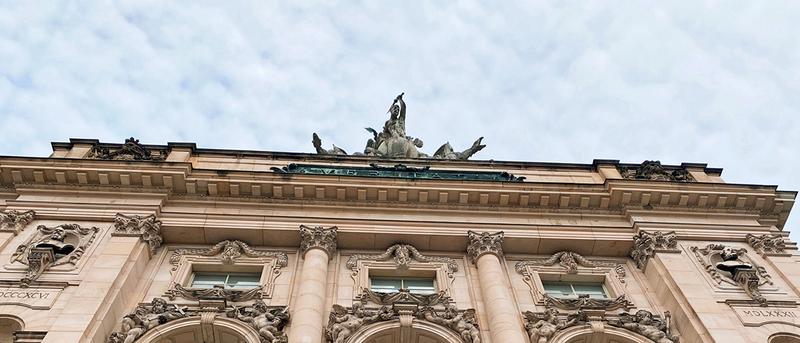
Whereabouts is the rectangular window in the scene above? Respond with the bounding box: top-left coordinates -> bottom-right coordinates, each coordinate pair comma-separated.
369,277 -> 436,294
190,272 -> 261,289
542,281 -> 607,299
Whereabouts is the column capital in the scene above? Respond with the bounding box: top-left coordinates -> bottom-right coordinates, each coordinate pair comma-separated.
630,230 -> 679,270
466,230 -> 504,263
112,213 -> 163,255
300,225 -> 338,257
0,209 -> 35,234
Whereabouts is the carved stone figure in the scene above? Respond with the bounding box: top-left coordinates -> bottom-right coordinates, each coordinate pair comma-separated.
227,301 -> 289,343
419,305 -> 481,343
0,209 -> 35,233
326,303 -> 394,343
107,298 -> 186,343
300,225 -> 338,256
170,239 -> 288,271
608,310 -> 678,343
89,137 -> 168,161
346,243 -> 458,273
113,214 -> 163,255
311,93 -> 486,160
11,224 -> 99,287
746,233 -> 786,256
524,308 -> 560,343
620,161 -> 694,182
466,230 -> 504,263
692,244 -> 771,305
630,230 -> 679,270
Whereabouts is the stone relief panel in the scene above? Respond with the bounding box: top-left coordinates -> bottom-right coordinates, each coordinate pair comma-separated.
167,240 -> 289,301
112,214 -> 163,255
691,243 -> 775,305
346,243 -> 459,299
9,223 -> 99,287
0,210 -> 35,234
514,251 -> 630,308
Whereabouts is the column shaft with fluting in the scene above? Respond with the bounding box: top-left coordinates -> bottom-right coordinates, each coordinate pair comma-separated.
289,225 -> 337,343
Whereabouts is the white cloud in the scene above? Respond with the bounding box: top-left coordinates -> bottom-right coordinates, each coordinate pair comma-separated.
0,1 -> 797,239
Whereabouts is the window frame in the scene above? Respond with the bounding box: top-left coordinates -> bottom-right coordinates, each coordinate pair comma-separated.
189,271 -> 263,290
514,255 -> 629,306
368,276 -> 437,295
541,280 -> 609,299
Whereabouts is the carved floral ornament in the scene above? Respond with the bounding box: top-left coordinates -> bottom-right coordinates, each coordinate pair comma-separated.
746,233 -> 787,256
0,209 -> 35,234
299,225 -> 338,257
630,230 -> 680,270
89,137 -> 168,161
691,243 -> 773,305
466,230 -> 504,264
108,298 -> 290,343
523,308 -> 678,343
10,223 -> 99,287
113,214 -> 163,255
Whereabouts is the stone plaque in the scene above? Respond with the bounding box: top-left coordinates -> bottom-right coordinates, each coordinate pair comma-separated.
733,306 -> 800,327
0,287 -> 61,309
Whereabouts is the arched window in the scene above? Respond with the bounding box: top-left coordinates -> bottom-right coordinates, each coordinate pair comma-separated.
0,316 -> 24,343
770,333 -> 800,343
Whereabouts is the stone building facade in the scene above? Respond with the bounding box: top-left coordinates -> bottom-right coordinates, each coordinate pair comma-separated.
0,136 -> 797,343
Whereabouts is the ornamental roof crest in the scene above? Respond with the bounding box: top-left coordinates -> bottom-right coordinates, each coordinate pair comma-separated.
312,93 -> 486,160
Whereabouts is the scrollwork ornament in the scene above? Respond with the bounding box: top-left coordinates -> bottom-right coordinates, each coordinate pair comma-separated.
466,230 -> 504,264
113,214 -> 163,255
165,282 -> 264,302
746,233 -> 786,256
0,209 -> 35,234
89,137 -> 167,161
619,160 -> 695,182
691,243 -> 772,304
299,225 -> 337,257
170,240 -> 288,271
346,243 -> 458,273
630,230 -> 679,270
10,224 -> 99,287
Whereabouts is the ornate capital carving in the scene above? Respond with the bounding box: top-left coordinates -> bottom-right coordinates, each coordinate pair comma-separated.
466,230 -> 504,263
299,225 -> 337,257
630,230 -> 679,270
620,160 -> 695,182
170,240 -> 288,271
10,224 -> 99,287
346,243 -> 458,273
113,214 -> 163,255
0,210 -> 35,234
746,233 -> 786,256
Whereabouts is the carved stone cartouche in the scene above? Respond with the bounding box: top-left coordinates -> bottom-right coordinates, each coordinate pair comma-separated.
466,230 -> 504,264
620,160 -> 695,182
0,209 -> 35,233
107,298 -> 186,343
746,233 -> 786,256
113,214 -> 163,255
11,224 -> 99,287
692,244 -> 771,305
312,94 -> 486,160
299,225 -> 337,257
227,301 -> 290,343
170,240 -> 288,271
346,243 -> 458,273
89,137 -> 167,161
630,230 -> 679,270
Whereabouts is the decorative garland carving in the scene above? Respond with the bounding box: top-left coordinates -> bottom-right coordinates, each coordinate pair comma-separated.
630,230 -> 679,270
466,230 -> 504,263
523,309 -> 678,343
169,240 -> 288,271
10,224 -> 99,287
357,289 -> 451,307
113,214 -> 163,255
165,283 -> 264,302
746,233 -> 786,256
0,210 -> 35,233
620,160 -> 695,182
346,244 -> 458,273
89,137 -> 168,161
691,244 -> 772,305
326,303 -> 481,343
107,298 -> 187,343
543,294 -> 633,311
299,225 -> 338,257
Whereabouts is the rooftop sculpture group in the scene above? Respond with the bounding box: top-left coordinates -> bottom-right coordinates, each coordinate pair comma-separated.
313,93 -> 486,160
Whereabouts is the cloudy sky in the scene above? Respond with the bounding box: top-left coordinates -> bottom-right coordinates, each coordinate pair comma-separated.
1,2 -> 797,239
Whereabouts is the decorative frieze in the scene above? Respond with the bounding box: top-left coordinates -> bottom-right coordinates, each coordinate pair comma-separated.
0,210 -> 35,234
630,230 -> 680,270
691,244 -> 772,305
746,233 -> 786,256
523,308 -> 678,343
113,214 -> 163,255
10,224 -> 99,287
89,137 -> 168,161
299,225 -> 337,256
620,160 -> 695,182
466,230 -> 504,263
169,240 -> 288,271
272,163 -> 525,182
346,243 -> 458,273
165,283 -> 264,302
107,298 -> 187,343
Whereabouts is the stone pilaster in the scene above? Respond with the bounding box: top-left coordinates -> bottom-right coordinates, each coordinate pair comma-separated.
630,230 -> 680,270
467,230 -> 527,343
289,225 -> 338,343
